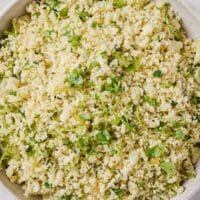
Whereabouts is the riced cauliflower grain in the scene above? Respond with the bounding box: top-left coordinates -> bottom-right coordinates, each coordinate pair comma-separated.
0,0 -> 200,200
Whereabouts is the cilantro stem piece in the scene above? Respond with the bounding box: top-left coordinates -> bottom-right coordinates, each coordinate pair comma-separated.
135,105 -> 142,124
4,19 -> 19,36
144,96 -> 158,106
121,116 -> 135,133
0,148 -> 9,168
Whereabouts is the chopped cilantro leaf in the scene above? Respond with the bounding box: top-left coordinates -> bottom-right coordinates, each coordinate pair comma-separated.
175,129 -> 184,139
26,144 -> 35,156
172,120 -> 184,129
171,100 -> 178,107
47,0 -> 60,14
97,129 -> 111,145
113,0 -> 127,9
68,69 -> 83,87
111,116 -> 121,125
68,34 -> 81,48
59,7 -> 68,18
104,77 -> 122,93
0,148 -> 10,168
91,21 -> 98,28
44,182 -> 52,189
153,70 -> 163,77
112,188 -> 124,197
75,137 -> 96,155
160,161 -> 175,175
59,194 -> 73,200
136,180 -> 144,188
173,29 -> 183,41
144,96 -> 158,106
77,10 -> 91,22
146,144 -> 164,158
125,58 -> 141,72
62,138 -> 72,146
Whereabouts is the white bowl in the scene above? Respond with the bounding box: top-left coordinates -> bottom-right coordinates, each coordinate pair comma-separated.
0,1 -> 199,199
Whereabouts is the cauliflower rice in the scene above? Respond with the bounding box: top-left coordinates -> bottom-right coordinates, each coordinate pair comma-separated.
0,0 -> 200,199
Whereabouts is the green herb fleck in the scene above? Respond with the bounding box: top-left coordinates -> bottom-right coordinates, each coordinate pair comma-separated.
4,19 -> 19,36
175,129 -> 184,139
47,0 -> 60,14
146,144 -> 164,158
191,95 -> 200,105
91,21 -> 100,28
88,61 -> 100,71
0,73 -> 5,83
75,137 -> 96,155
113,0 -> 127,9
171,100 -> 178,107
112,188 -> 124,197
68,69 -> 83,87
8,90 -> 17,96
144,96 -> 158,106
160,161 -> 175,175
111,20 -> 118,27
172,120 -> 184,129
111,116 -> 121,126
196,115 -> 200,123
59,195 -> 73,200
125,58 -> 141,72
104,77 -> 122,93
136,180 -> 144,188
68,34 -> 81,48
59,7 -> 68,18
97,129 -> 111,145
44,182 -> 52,189
154,122 -> 167,133
79,113 -> 91,121
135,105 -> 141,124
26,144 -> 35,156
91,21 -> 97,28
62,26 -> 71,36
153,70 -> 163,77
121,116 -> 135,132
77,10 -> 91,22
0,148 -> 10,168
62,138 -> 72,146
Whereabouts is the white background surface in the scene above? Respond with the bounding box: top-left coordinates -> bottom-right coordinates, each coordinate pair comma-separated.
0,0 -> 200,200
